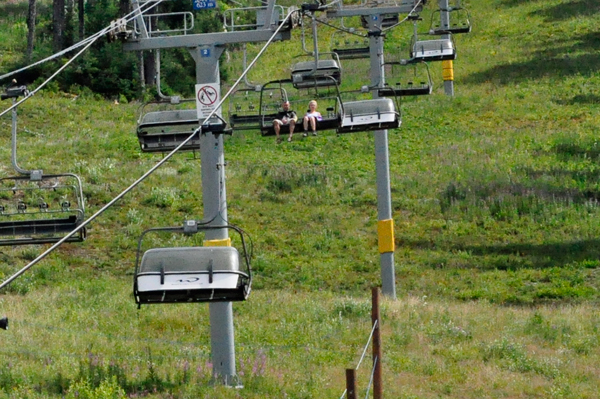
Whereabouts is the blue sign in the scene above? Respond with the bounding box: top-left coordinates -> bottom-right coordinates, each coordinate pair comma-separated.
194,0 -> 216,10
201,48 -> 211,57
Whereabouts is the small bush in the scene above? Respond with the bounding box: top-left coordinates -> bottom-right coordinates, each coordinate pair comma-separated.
66,376 -> 127,399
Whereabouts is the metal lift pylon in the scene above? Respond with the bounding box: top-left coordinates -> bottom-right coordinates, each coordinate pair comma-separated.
123,0 -> 294,386
324,0 -> 427,299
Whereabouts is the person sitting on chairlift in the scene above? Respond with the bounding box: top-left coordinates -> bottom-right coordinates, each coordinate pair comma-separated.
303,100 -> 322,137
273,101 -> 298,143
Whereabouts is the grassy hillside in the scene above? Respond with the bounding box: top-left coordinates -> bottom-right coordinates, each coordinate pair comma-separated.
1,0 -> 600,398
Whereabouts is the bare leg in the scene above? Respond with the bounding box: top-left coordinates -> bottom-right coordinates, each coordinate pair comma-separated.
310,117 -> 317,133
274,121 -> 281,142
288,121 -> 295,141
303,116 -> 310,137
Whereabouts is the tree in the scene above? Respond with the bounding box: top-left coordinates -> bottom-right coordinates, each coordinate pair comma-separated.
78,0 -> 84,39
119,0 -> 128,17
64,0 -> 75,47
26,0 -> 36,61
53,0 -> 65,52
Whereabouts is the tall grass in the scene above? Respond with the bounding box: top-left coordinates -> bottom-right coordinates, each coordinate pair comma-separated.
1,0 -> 600,397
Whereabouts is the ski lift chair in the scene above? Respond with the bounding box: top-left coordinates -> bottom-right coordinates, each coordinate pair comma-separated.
291,53 -> 342,89
337,97 -> 400,134
258,78 -> 342,137
134,221 -> 252,306
332,43 -> 370,60
137,100 -> 231,153
331,29 -> 369,60
0,174 -> 86,245
406,16 -> 456,63
228,87 -> 265,131
378,61 -> 433,97
0,84 -> 86,246
429,5 -> 471,35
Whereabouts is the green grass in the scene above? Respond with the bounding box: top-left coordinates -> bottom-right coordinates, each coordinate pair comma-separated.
1,0 -> 600,397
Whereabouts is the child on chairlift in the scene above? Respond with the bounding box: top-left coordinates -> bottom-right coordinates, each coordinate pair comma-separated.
303,100 -> 322,137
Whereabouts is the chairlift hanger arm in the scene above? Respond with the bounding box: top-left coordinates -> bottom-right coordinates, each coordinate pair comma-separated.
134,222 -> 253,275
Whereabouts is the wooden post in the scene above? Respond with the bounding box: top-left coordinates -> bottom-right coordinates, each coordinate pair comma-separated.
372,287 -> 383,399
346,368 -> 357,399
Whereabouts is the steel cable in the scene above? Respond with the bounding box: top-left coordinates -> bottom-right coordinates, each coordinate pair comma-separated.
0,0 -> 165,83
0,8 -> 294,291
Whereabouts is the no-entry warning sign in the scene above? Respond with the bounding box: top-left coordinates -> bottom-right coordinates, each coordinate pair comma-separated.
195,83 -> 221,119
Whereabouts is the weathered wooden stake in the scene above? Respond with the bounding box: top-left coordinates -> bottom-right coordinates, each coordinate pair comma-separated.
346,368 -> 357,399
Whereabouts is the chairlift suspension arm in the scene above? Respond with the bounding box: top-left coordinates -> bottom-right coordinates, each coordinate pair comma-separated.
2,7 -> 290,289
8,97 -> 31,176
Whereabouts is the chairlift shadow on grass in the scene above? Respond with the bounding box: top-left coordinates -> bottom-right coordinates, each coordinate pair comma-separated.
528,0 -> 600,22
400,236 -> 600,271
498,0 -> 542,6
546,142 -> 600,161
423,173 -> 600,270
520,169 -> 600,194
438,173 -> 600,210
553,94 -> 600,106
456,239 -> 600,271
537,32 -> 600,59
465,30 -> 599,84
463,52 -> 600,85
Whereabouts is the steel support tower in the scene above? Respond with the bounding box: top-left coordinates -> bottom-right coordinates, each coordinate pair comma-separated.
124,0 -> 290,385
326,1 -> 424,299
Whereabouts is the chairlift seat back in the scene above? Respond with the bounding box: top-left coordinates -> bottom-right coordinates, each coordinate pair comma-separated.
230,113 -> 271,130
430,25 -> 471,35
0,214 -> 84,245
338,98 -> 400,134
411,39 -> 456,62
260,96 -> 341,136
378,83 -> 432,97
228,88 -> 265,131
332,46 -> 370,60
429,7 -> 472,35
135,246 -> 249,303
0,174 -> 86,246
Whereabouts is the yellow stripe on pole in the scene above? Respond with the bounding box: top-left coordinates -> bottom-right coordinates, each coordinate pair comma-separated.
204,237 -> 232,247
377,219 -> 395,254
442,60 -> 454,81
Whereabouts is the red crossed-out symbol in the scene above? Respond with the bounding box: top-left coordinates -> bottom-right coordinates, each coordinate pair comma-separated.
197,85 -> 218,106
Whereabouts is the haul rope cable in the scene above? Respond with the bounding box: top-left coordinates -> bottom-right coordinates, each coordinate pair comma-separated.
382,0 -> 425,32
0,0 -> 165,119
363,355 -> 378,399
0,8 -> 295,291
0,0 -> 165,83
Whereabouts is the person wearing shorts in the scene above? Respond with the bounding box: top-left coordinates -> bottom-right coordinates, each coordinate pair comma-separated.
303,100 -> 322,137
273,101 -> 298,143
